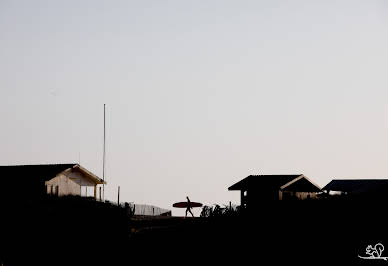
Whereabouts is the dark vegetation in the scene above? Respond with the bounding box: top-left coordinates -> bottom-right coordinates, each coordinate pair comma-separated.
130,195 -> 388,264
200,204 -> 242,217
1,194 -> 388,265
0,195 -> 130,266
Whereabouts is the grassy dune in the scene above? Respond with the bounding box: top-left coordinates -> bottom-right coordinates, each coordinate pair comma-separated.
1,196 -> 386,265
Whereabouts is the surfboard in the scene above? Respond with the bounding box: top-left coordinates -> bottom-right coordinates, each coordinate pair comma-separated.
173,202 -> 203,208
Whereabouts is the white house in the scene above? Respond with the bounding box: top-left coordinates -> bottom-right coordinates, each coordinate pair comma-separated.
0,163 -> 105,200
44,164 -> 105,199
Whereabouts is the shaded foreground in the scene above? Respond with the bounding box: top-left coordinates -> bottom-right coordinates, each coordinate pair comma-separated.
130,199 -> 388,265
1,196 -> 387,265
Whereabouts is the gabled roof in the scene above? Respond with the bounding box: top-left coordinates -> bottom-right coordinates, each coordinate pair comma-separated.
228,174 -> 321,192
228,175 -> 301,191
0,163 -> 105,185
280,175 -> 321,192
322,179 -> 388,193
70,164 -> 105,185
0,164 -> 76,183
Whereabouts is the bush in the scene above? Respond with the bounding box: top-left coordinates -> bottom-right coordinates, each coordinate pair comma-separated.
200,203 -> 242,218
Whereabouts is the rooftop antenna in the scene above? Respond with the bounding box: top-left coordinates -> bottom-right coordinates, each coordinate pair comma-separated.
103,103 -> 106,201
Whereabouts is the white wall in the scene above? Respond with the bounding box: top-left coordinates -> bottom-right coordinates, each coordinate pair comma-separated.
46,173 -> 80,196
45,169 -> 97,197
64,169 -> 96,187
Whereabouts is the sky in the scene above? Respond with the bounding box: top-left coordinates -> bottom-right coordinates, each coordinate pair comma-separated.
1,0 -> 388,216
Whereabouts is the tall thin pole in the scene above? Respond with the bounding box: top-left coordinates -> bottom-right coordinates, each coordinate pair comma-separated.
118,186 -> 120,206
103,104 -> 106,201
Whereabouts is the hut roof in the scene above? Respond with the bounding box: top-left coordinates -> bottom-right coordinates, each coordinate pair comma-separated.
322,179 -> 388,193
0,163 -> 105,185
228,174 -> 321,192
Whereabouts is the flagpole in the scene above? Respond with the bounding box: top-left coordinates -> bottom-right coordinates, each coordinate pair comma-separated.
103,104 -> 106,201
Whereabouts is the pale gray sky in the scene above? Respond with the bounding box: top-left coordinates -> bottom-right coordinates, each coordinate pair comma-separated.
1,0 -> 388,216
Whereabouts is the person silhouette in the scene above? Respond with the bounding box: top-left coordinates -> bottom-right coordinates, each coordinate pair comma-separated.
185,196 -> 194,218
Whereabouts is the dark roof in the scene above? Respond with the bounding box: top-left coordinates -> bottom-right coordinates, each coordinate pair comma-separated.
0,164 -> 77,184
322,179 -> 388,193
228,175 -> 301,191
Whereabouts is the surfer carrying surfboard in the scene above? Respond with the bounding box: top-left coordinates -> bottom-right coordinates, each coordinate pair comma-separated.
172,198 -> 202,217
185,196 -> 194,218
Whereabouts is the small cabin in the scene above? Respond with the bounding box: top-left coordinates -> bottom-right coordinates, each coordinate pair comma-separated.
0,164 -> 105,201
228,174 -> 321,208
45,164 -> 105,199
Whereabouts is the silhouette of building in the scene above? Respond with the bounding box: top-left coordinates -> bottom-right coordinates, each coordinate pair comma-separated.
0,164 -> 105,201
228,174 -> 321,208
322,179 -> 388,197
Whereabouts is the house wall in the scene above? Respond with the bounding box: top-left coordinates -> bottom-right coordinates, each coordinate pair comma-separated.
46,174 -> 80,196
242,188 -> 279,209
241,190 -> 247,208
279,191 -> 318,200
240,187 -> 319,208
64,169 -> 96,187
248,188 -> 279,202
296,192 -> 318,200
45,169 -> 96,197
